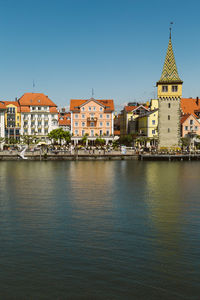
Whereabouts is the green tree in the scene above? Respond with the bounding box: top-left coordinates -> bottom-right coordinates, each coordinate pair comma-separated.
48,128 -> 71,145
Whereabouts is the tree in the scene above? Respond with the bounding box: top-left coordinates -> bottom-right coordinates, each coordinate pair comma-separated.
48,128 -> 71,145
95,138 -> 106,146
21,135 -> 34,149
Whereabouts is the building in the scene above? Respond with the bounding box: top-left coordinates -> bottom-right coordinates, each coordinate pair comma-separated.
4,101 -> 21,140
181,97 -> 200,116
19,93 -> 58,137
181,114 -> 200,137
70,97 -> 114,144
138,99 -> 159,138
120,103 -> 149,136
0,101 -> 6,139
58,108 -> 71,131
157,32 -> 183,149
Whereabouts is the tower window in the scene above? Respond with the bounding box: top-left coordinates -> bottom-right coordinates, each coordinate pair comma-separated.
162,86 -> 168,92
172,85 -> 178,92
168,103 -> 171,108
168,128 -> 170,133
168,115 -> 170,120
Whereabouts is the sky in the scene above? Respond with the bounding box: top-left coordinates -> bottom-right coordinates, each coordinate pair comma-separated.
0,0 -> 200,111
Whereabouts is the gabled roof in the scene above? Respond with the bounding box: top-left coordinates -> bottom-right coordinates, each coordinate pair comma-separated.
124,104 -> 149,113
157,37 -> 183,85
181,113 -> 198,124
181,98 -> 200,117
70,98 -> 114,112
58,112 -> 71,126
19,93 -> 57,107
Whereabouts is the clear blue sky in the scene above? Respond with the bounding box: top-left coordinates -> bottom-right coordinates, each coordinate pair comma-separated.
0,0 -> 200,111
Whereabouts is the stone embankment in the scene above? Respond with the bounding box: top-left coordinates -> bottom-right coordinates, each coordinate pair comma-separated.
0,150 -> 138,161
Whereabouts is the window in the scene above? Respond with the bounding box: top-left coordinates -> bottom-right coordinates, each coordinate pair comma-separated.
82,130 -> 85,136
106,122 -> 110,127
82,107 -> 85,111
106,114 -> 110,119
32,107 -> 35,111
82,114 -> 85,119
172,85 -> 178,92
106,130 -> 110,136
168,128 -> 170,133
162,86 -> 168,92
152,130 -> 155,134
185,126 -> 188,130
45,129 -> 48,134
82,122 -> 85,127
75,129 -> 78,135
190,126 -> 193,131
75,114 -> 78,119
100,130 -> 103,136
195,126 -> 198,130
100,114 -> 103,119
38,121 -> 41,126
100,107 -> 103,111
38,107 -> 41,111
152,120 -> 155,125
89,107 -> 91,111
44,122 -> 48,127
168,103 -> 171,108
31,129 -> 35,134
90,113 -> 94,117
91,129 -> 94,136
168,115 -> 170,120
24,129 -> 27,133
90,122 -> 94,127
100,122 -> 103,126
17,116 -> 19,120
38,129 -> 41,133
93,107 -> 96,111
75,122 -> 78,127
190,120 -> 193,125
44,107 -> 47,111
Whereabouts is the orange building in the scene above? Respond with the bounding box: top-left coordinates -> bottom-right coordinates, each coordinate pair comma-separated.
70,97 -> 114,144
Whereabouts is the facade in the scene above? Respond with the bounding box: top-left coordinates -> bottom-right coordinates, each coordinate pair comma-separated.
58,109 -> 71,131
120,103 -> 149,136
70,98 -> 114,143
157,34 -> 183,149
19,93 -> 58,137
4,101 -> 21,140
181,114 -> 200,137
137,99 -> 158,138
0,101 -> 6,139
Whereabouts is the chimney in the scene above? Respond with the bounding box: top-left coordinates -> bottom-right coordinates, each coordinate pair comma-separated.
196,97 -> 199,105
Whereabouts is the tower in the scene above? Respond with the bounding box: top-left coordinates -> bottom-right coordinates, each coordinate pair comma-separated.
156,32 -> 183,149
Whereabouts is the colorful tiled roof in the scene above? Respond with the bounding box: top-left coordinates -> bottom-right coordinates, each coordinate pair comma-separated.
19,93 -> 57,107
58,112 -> 71,126
3,101 -> 20,112
180,114 -> 190,124
70,98 -> 114,112
124,104 -> 149,113
157,37 -> 182,84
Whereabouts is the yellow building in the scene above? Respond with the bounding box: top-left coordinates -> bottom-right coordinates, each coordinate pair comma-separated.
120,103 -> 149,135
138,99 -> 158,138
4,101 -> 21,140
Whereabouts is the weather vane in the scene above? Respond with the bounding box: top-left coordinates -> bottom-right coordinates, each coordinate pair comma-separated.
169,22 -> 173,39
92,88 -> 94,98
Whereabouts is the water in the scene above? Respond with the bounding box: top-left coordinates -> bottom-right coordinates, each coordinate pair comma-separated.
0,161 -> 200,300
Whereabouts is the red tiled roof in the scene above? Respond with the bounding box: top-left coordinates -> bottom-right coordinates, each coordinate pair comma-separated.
180,114 -> 190,124
124,104 -> 149,112
19,93 -> 57,107
49,107 -> 58,113
20,107 -> 30,112
0,101 -> 6,109
58,112 -> 71,126
3,101 -> 20,112
181,98 -> 200,116
70,98 -> 114,112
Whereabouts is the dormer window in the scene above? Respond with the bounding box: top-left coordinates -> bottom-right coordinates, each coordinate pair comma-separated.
100,107 -> 103,111
162,86 -> 168,92
172,85 -> 178,92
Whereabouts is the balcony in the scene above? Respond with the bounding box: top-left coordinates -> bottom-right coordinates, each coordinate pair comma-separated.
87,117 -> 97,121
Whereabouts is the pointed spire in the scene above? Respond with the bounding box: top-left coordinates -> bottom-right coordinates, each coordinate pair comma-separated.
157,35 -> 182,85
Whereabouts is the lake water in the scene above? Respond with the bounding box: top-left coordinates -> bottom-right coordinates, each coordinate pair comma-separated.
0,161 -> 200,299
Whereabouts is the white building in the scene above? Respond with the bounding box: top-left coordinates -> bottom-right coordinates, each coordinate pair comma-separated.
19,93 -> 59,137
0,101 -> 6,139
